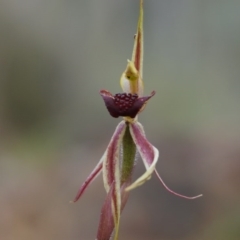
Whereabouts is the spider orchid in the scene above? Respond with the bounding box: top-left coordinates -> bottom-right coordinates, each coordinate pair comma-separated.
73,1 -> 202,239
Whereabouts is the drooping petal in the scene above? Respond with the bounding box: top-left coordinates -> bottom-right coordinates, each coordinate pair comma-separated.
154,169 -> 203,200
126,121 -> 159,191
100,90 -> 155,119
102,120 -> 126,191
96,179 -> 132,240
98,124 -> 136,239
101,121 -> 126,239
127,122 -> 203,199
73,156 -> 103,202
97,181 -> 118,240
73,121 -> 126,203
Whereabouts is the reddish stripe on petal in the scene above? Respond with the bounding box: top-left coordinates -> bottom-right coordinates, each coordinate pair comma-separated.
130,122 -> 154,166
97,181 -> 115,240
101,122 -> 126,239
107,145 -> 117,189
130,122 -> 203,199
135,32 -> 142,73
96,179 -> 132,240
125,122 -> 159,191
132,0 -> 143,77
103,121 -> 126,192
73,160 -> 103,202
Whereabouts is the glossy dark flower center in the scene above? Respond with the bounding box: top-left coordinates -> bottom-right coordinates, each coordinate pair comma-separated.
100,89 -> 155,118
114,93 -> 138,111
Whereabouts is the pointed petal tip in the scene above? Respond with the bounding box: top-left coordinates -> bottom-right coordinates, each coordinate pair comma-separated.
124,172 -> 153,192
100,90 -> 120,118
124,182 -> 145,192
96,180 -> 121,240
100,89 -> 114,98
129,122 -> 202,199
190,194 -> 203,199
131,0 -> 144,76
73,159 -> 103,202
151,90 -> 156,96
154,170 -> 203,200
126,122 -> 159,191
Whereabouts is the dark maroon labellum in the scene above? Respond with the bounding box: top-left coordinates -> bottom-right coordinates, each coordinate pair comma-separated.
100,90 -> 155,119
114,93 -> 138,112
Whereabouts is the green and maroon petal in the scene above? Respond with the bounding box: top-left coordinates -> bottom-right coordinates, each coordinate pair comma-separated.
100,90 -> 155,118
101,121 -> 126,239
73,156 -> 103,202
97,181 -> 117,240
127,122 -> 202,199
126,121 -> 159,191
102,121 -> 126,191
96,179 -> 132,240
72,121 -> 126,203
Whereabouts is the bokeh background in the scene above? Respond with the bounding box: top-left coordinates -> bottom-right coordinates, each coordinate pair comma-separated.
1,0 -> 240,239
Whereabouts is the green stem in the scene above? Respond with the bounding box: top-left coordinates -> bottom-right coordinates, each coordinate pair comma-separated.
121,123 -> 136,184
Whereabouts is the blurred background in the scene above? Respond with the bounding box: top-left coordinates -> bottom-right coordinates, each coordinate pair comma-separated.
0,0 -> 240,239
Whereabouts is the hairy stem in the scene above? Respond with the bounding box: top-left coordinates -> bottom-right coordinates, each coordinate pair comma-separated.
121,123 -> 136,184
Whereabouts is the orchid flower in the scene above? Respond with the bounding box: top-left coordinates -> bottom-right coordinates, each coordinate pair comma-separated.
73,1 -> 202,239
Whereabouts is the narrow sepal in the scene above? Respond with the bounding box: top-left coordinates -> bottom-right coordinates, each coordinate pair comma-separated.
96,179 -> 132,240
102,121 -> 126,192
126,122 -> 158,191
127,122 -> 203,199
132,0 -> 144,77
101,121 -> 126,239
154,169 -> 203,200
73,157 -> 103,202
97,181 -> 116,240
120,0 -> 144,96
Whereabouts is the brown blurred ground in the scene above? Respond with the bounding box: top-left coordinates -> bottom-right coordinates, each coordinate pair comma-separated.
0,1 -> 240,240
